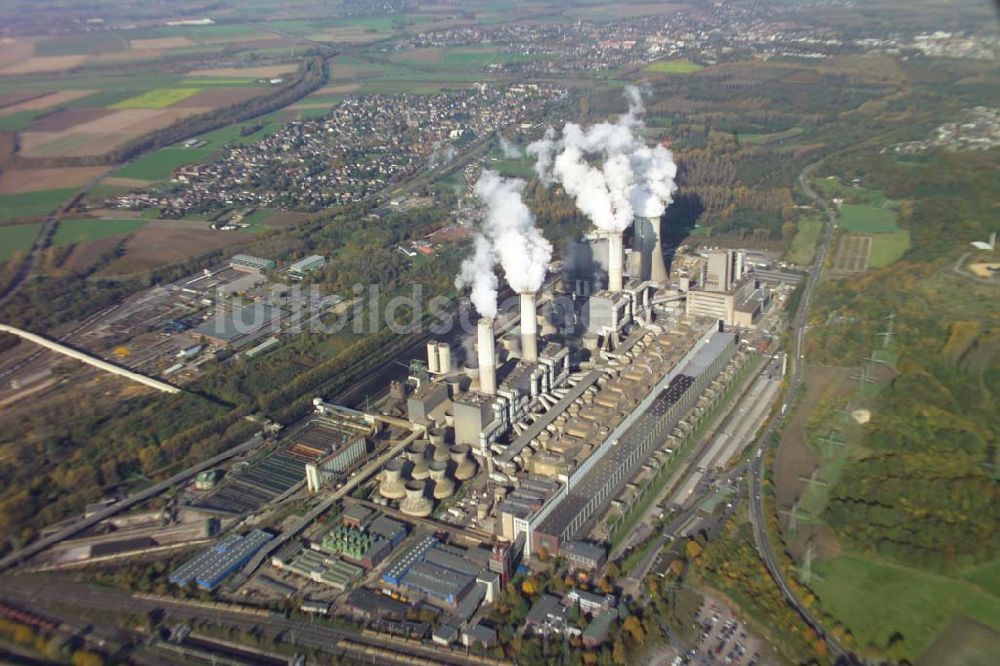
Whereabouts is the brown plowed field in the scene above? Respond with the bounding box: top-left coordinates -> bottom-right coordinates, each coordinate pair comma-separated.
98,220 -> 246,274
26,107 -> 112,132
0,55 -> 88,75
0,90 -> 96,117
172,87 -> 268,108
0,166 -> 107,194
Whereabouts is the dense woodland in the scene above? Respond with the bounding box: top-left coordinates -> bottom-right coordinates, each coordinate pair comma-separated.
807,150 -> 999,573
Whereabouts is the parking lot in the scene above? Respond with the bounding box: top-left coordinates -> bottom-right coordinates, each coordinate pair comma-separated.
684,597 -> 775,666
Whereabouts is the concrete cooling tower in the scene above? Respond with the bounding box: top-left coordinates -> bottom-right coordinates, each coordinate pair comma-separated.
449,444 -> 477,481
400,480 -> 433,517
379,459 -> 407,500
428,459 -> 455,499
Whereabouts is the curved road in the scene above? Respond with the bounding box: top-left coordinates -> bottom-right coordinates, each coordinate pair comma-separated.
747,161 -> 861,664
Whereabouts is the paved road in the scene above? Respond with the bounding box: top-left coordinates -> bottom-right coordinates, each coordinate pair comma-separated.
746,160 -> 859,664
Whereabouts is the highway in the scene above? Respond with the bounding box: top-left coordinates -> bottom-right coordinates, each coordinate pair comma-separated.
746,161 -> 859,664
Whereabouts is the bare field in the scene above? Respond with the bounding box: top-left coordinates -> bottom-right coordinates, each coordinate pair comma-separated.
60,235 -> 122,273
25,107 -> 111,132
130,37 -> 197,50
833,234 -> 871,272
0,166 -> 107,194
187,64 -> 295,78
0,55 -> 88,75
773,365 -> 853,513
0,91 -> 47,110
261,211 -> 310,227
98,220 -> 246,274
20,107 -> 209,157
0,90 -> 96,117
173,86 -> 268,108
0,37 -> 36,68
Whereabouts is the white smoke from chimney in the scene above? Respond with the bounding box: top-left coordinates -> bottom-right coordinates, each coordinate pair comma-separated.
527,85 -> 678,231
473,170 -> 552,294
499,136 -> 522,158
455,234 -> 498,318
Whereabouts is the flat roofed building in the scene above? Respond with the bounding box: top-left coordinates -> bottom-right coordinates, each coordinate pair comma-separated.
288,255 -> 326,277
562,541 -> 607,571
193,303 -> 286,347
230,254 -> 276,273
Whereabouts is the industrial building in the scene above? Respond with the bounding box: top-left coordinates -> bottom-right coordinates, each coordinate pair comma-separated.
381,534 -> 494,608
169,530 -> 273,591
271,541 -> 363,592
229,254 -> 276,273
685,249 -> 771,327
193,303 -> 286,347
288,255 -> 326,278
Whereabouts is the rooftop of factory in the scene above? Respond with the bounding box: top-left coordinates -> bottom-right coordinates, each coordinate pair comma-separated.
680,332 -> 737,378
292,418 -> 369,454
562,540 -> 606,564
499,476 -> 561,518
192,303 -> 286,345
526,594 -> 567,627
288,255 -> 326,275
168,530 -> 272,590
346,588 -> 409,619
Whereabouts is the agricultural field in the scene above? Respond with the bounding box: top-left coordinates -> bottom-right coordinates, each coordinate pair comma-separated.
0,222 -> 43,262
112,88 -> 203,109
837,203 -> 901,234
52,218 -> 149,246
0,188 -> 78,221
113,147 -> 215,181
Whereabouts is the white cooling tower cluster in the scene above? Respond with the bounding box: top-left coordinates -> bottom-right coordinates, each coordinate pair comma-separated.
426,341 -> 452,375
428,459 -> 455,500
379,459 -> 407,500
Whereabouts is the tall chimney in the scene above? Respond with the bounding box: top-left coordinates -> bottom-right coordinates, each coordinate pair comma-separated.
520,292 -> 538,363
647,217 -> 668,284
608,232 -> 624,291
477,317 -> 496,395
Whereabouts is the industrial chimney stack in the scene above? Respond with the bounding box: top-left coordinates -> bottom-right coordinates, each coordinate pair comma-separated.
477,317 -> 497,395
608,232 -> 624,291
520,292 -> 538,363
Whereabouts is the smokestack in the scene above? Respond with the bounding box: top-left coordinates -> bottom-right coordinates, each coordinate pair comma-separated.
608,232 -> 624,291
647,217 -> 668,284
520,292 -> 538,363
477,317 -> 497,395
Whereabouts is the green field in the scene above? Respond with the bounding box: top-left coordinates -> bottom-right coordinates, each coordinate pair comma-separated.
811,554 -> 1000,660
643,60 -> 704,74
785,216 -> 823,265
52,218 -> 148,246
114,147 -> 215,180
869,230 -> 912,267
837,203 -> 901,234
918,617 -> 1000,666
0,110 -> 43,132
112,88 -> 203,109
964,560 -> 1000,598
0,223 -> 42,262
739,127 -> 804,144
489,158 -> 536,179
0,189 -> 78,221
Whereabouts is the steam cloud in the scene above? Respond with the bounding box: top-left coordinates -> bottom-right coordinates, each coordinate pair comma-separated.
455,170 -> 553,317
498,136 -> 523,158
527,85 -> 678,232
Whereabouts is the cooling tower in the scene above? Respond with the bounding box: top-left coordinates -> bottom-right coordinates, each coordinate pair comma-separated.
643,215 -> 669,284
427,427 -> 448,446
477,317 -> 496,395
449,443 -> 477,481
379,459 -> 407,500
608,232 -> 624,291
399,480 -> 433,517
428,460 -> 455,499
520,292 -> 538,363
407,441 -> 430,480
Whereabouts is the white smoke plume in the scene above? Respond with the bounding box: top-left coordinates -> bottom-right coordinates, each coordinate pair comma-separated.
498,136 -> 522,158
474,170 -> 552,294
455,234 -> 498,318
527,85 -> 678,232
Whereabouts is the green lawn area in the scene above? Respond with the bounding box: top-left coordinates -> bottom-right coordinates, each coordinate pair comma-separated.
964,560 -> 1000,598
811,553 -> 1000,660
869,230 -> 911,267
838,203 -> 901,234
0,188 -> 78,221
785,216 -> 823,265
114,147 -> 214,180
112,88 -> 202,109
643,60 -> 704,74
739,127 -> 804,144
52,218 -> 148,246
489,158 -> 536,179
0,223 -> 42,262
